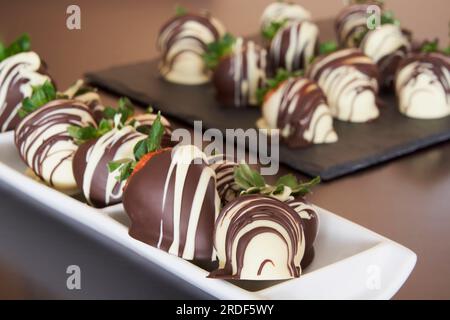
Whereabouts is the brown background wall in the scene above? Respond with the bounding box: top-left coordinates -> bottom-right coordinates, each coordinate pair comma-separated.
1,0 -> 449,88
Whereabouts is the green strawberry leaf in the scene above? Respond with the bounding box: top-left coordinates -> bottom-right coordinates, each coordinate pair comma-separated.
262,19 -> 288,40
133,111 -> 165,161
175,5 -> 187,16
103,96 -> 135,125
234,163 -> 266,191
0,33 -> 31,63
257,69 -> 303,105
18,81 -> 56,118
203,33 -> 236,70
421,39 -> 440,53
108,159 -> 136,182
234,163 -> 321,199
67,119 -> 113,145
319,41 -> 338,55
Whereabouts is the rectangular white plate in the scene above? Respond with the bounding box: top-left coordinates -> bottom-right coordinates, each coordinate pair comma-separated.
0,131 -> 416,299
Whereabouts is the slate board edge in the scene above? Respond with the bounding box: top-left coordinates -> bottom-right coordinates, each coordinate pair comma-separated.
85,69 -> 450,181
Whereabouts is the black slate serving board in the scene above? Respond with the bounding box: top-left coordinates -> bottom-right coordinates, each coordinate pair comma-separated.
86,59 -> 450,180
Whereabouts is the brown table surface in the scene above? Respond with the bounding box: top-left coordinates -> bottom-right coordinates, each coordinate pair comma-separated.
1,0 -> 449,300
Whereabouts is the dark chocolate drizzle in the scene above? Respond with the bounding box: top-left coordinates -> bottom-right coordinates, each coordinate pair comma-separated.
269,21 -> 319,72
307,48 -> 379,120
274,77 -> 330,148
210,195 -> 305,279
286,197 -> 318,270
257,259 -> 275,276
335,4 -> 371,48
158,13 -> 223,76
309,49 -> 378,82
0,53 -> 50,132
361,27 -> 411,89
14,99 -> 96,187
208,154 -> 240,205
396,52 -> 450,105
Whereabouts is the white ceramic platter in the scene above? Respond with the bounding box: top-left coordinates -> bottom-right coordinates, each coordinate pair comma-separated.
0,131 -> 416,299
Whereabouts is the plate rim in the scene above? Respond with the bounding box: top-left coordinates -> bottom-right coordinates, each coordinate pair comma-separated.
0,132 -> 416,299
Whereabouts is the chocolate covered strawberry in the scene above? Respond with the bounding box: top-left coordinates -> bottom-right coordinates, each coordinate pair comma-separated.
109,115 -> 220,264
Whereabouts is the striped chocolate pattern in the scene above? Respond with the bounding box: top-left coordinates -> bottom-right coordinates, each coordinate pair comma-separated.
72,126 -> 146,208
260,77 -> 338,147
308,48 -> 380,122
260,2 -> 311,33
286,197 -> 319,269
361,24 -> 411,88
158,13 -> 225,85
335,4 -> 372,48
207,154 -> 240,205
14,99 -> 97,192
395,52 -> 450,119
211,194 -> 306,280
269,21 -> 319,72
0,52 -> 50,132
123,145 -> 220,262
213,38 -> 267,107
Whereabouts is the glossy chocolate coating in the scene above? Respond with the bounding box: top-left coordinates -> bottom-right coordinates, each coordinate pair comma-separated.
269,21 -> 319,73
123,145 -> 219,262
73,126 -> 146,208
207,154 -> 240,205
212,38 -> 267,107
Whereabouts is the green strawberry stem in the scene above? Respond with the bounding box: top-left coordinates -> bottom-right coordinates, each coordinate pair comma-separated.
234,163 -> 320,199
18,81 -> 56,118
203,33 -> 236,70
109,111 -> 165,182
257,69 -> 303,105
0,33 -> 31,63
